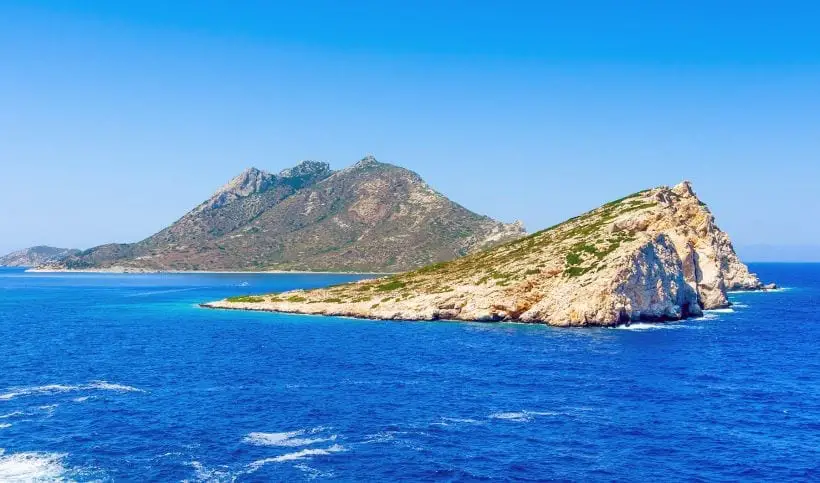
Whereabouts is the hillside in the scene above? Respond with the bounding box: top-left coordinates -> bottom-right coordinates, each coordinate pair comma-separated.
48,156 -> 524,272
203,182 -> 772,326
0,246 -> 80,267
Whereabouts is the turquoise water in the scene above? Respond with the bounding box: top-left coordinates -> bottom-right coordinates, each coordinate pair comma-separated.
0,264 -> 818,481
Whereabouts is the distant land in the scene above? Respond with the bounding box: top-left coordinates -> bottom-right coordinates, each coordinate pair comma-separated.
38,156 -> 525,273
204,182 -> 775,326
0,246 -> 80,267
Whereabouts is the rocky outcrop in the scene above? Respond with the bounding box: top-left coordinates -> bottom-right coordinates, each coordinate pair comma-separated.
203,182 -> 770,326
47,156 -> 524,272
0,246 -> 80,267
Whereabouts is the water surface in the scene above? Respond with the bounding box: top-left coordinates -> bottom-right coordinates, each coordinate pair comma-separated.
0,264 -> 817,481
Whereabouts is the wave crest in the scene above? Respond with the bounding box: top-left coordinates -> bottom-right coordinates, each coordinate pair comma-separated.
0,381 -> 145,401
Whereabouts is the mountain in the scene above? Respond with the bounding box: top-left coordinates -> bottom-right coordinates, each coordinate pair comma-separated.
203,182 -> 773,326
49,156 -> 525,272
0,246 -> 80,267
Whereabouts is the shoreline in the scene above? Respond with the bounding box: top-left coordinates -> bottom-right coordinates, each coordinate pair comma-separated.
24,267 -> 393,275
197,301 -> 719,327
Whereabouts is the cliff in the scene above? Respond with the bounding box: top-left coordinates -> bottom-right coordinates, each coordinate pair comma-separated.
203,182 -> 770,326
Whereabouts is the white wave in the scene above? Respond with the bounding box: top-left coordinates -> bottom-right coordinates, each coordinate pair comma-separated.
612,322 -> 686,331
705,308 -> 735,314
246,445 -> 346,470
85,381 -> 144,393
188,460 -> 230,481
38,404 -> 58,416
0,449 -> 67,481
0,412 -> 23,419
489,410 -> 558,422
294,463 -> 334,479
730,303 -> 749,308
526,411 -> 559,416
0,423 -> 10,429
0,381 -> 145,401
440,417 -> 482,425
72,396 -> 91,403
489,411 -> 532,422
243,428 -> 336,447
728,287 -> 789,294
361,431 -> 396,444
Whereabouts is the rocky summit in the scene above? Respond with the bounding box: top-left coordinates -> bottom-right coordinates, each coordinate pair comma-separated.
48,156 -> 525,272
204,182 -> 772,326
0,246 -> 80,267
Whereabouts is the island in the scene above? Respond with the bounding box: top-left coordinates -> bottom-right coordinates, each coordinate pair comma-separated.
202,182 -> 774,327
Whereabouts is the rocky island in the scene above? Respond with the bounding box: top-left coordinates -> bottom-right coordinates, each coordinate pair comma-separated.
203,182 -> 772,326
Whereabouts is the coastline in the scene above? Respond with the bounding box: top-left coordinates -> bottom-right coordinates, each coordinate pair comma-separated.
197,300 -> 708,326
198,285 -> 778,326
25,267 -> 393,275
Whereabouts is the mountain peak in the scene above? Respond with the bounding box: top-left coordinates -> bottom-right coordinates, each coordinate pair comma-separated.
200,167 -> 275,212
278,160 -> 331,179
671,180 -> 696,198
354,154 -> 381,168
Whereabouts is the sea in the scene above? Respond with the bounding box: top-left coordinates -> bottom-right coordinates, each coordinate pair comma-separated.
0,264 -> 817,481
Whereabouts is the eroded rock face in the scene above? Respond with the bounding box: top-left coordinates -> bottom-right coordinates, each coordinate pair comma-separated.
204,181 -> 769,326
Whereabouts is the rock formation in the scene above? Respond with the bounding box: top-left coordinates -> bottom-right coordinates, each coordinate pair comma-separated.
45,156 -> 525,272
203,182 -> 768,326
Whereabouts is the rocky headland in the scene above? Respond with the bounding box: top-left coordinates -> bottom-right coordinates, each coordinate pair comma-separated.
203,182 -> 774,327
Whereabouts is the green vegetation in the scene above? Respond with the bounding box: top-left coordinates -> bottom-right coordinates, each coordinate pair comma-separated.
565,252 -> 582,265
226,295 -> 265,303
375,280 -> 407,292
286,295 -> 307,302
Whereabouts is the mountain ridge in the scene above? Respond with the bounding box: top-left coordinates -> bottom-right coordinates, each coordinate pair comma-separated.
45,156 -> 525,272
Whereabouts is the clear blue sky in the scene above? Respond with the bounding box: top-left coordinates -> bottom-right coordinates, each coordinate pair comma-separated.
2,1 -> 819,259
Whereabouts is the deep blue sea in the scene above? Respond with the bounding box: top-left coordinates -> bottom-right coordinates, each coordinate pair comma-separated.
0,264 -> 818,482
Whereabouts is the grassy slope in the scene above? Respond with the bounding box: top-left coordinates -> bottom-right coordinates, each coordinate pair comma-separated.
255,188 -> 660,305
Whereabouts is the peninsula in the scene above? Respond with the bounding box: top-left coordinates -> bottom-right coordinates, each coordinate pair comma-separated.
203,182 -> 772,326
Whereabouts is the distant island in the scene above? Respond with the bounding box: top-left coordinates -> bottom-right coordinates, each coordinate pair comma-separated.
203,182 -> 775,327
35,156 -> 524,273
0,246 -> 79,267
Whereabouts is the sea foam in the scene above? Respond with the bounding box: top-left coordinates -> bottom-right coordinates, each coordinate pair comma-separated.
0,381 -> 144,401
0,449 -> 67,481
612,322 -> 689,331
246,444 -> 346,470
243,428 -> 336,447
